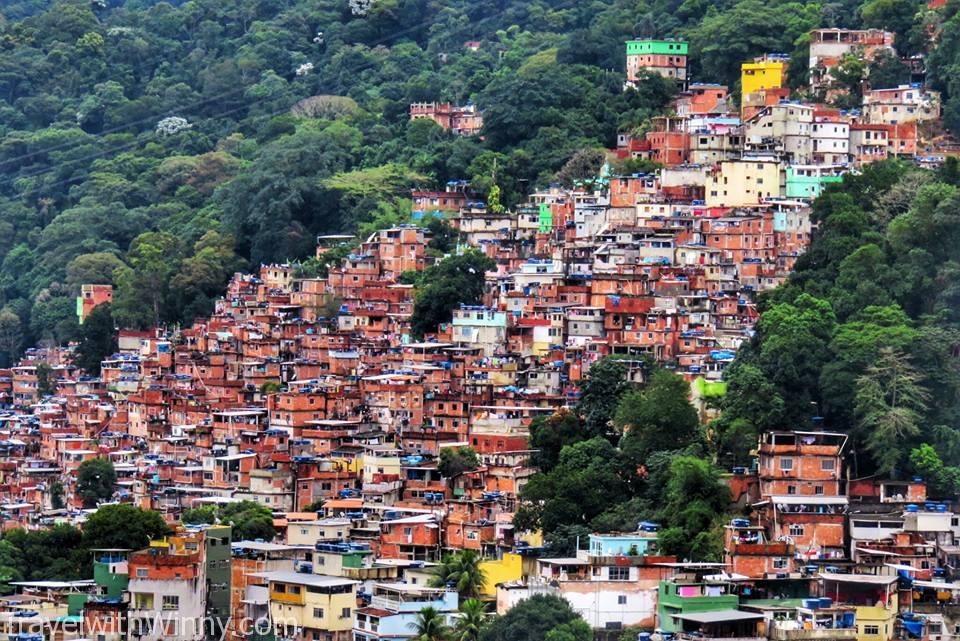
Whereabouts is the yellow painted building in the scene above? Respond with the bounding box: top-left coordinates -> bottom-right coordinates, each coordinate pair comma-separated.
518,530 -> 543,548
261,571 -> 360,641
478,553 -> 539,598
855,601 -> 897,641
741,58 -> 788,96
328,453 -> 363,475
706,158 -> 783,207
820,574 -> 897,641
362,447 -> 403,485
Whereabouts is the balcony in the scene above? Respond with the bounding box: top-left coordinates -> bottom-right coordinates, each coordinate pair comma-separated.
343,566 -> 398,581
770,628 -> 858,641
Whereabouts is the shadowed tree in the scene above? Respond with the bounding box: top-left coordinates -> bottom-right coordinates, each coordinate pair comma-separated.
454,599 -> 488,641
856,347 -> 930,475
76,458 -> 117,507
410,606 -> 451,641
430,550 -> 486,599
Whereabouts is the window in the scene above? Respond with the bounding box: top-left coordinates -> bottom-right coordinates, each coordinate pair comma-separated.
133,593 -> 153,609
609,567 -> 630,581
780,457 -> 794,471
787,486 -> 797,495
789,524 -> 805,537
313,608 -> 324,619
618,595 -> 628,605
773,557 -> 788,569
136,568 -> 148,578
864,626 -> 880,636
341,607 -> 352,619
821,459 -> 835,471
162,595 -> 179,611
815,486 -> 824,495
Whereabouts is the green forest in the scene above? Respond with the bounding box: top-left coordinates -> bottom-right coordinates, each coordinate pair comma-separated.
0,0 -> 953,356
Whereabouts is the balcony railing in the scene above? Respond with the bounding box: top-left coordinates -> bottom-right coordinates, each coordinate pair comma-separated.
769,628 -> 858,641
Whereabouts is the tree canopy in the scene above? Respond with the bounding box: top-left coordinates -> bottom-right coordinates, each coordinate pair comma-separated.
410,251 -> 495,339
722,161 -> 960,477
182,500 -> 275,541
480,595 -> 589,641
76,457 -> 117,507
82,504 -> 170,551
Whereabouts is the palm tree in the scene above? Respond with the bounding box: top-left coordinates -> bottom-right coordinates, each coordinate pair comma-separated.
429,550 -> 488,599
454,598 -> 488,641
410,606 -> 451,641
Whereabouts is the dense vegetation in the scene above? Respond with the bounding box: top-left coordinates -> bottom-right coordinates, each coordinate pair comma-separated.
0,0 -> 941,363
517,359 -> 731,561
721,159 -> 960,484
0,504 -> 168,589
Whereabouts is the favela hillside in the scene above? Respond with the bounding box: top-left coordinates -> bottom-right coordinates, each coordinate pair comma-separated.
0,1 -> 959,641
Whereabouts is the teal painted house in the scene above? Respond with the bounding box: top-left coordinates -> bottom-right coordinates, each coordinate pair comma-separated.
588,532 -> 659,557
785,165 -> 845,199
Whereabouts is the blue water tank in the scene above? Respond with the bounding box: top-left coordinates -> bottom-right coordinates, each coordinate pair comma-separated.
906,504 -> 919,512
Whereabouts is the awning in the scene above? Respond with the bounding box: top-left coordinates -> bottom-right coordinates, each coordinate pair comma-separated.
884,563 -> 922,572
674,610 -> 764,624
704,572 -> 751,582
819,572 -> 898,585
855,548 -> 899,556
913,580 -> 960,591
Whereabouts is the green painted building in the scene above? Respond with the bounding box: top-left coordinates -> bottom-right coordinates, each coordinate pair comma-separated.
538,203 -> 552,233
657,579 -> 740,632
203,525 -> 233,641
626,40 -> 689,56
626,39 -> 689,86
92,550 -> 130,599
